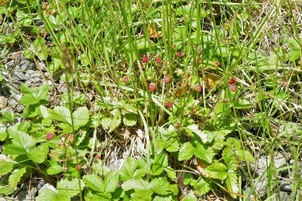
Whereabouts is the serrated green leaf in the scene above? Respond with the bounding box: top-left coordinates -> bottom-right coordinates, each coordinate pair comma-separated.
103,171 -> 119,193
222,148 -> 238,169
0,155 -> 15,175
150,178 -> 171,195
3,144 -> 26,155
190,177 -> 211,196
205,162 -> 228,180
50,106 -> 72,125
185,125 -> 207,143
57,178 -> 83,199
73,107 -> 89,129
0,185 -> 14,196
83,174 -> 105,192
122,179 -> 150,191
178,142 -> 194,161
9,167 -> 26,188
7,128 -> 35,152
27,143 -> 49,163
123,113 -> 137,126
36,189 -> 59,201
120,158 -> 139,181
20,84 -> 48,105
235,149 -> 255,164
0,123 -> 7,141
194,143 -> 213,163
225,171 -> 239,198
165,167 -> 176,181
133,189 -> 153,201
46,159 -> 63,175
182,193 -> 198,201
151,153 -> 168,175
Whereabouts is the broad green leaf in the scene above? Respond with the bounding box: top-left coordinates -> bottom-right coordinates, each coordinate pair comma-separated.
0,155 -> 15,175
153,195 -> 174,201
27,144 -> 49,163
103,171 -> 119,193
0,123 -> 7,141
57,178 -> 83,199
7,128 -> 35,151
165,167 -> 176,181
222,148 -> 238,169
150,178 -> 178,195
235,149 -> 255,164
46,159 -> 63,175
185,125 -> 207,143
225,171 -> 239,198
73,107 -> 89,129
151,153 -> 168,175
50,106 -> 72,125
133,189 -> 153,201
20,84 -> 48,105
0,185 -> 14,196
123,113 -> 137,126
190,177 -> 211,196
178,142 -> 194,161
182,193 -> 198,201
122,179 -> 150,191
83,174 -> 104,192
205,162 -> 228,180
194,143 -> 213,163
120,158 -> 139,181
3,144 -> 26,155
36,189 -> 59,201
9,167 -> 26,188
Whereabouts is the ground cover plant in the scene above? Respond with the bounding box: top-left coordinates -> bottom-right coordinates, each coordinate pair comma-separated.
0,0 -> 302,200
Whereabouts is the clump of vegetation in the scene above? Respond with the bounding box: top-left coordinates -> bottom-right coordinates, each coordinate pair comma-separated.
0,0 -> 302,200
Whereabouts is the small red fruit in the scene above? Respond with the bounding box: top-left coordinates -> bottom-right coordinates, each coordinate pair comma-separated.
281,80 -> 287,89
215,61 -> 221,67
163,76 -> 170,84
76,164 -> 82,170
46,133 -> 54,140
176,51 -> 184,58
166,101 -> 173,108
228,77 -> 236,85
123,76 -> 129,84
148,83 -> 156,92
230,84 -> 237,92
154,56 -> 161,64
194,85 -> 202,92
142,55 -> 149,63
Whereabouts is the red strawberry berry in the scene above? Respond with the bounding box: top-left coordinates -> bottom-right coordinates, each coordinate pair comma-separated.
46,133 -> 54,140
142,55 -> 149,63
176,51 -> 184,58
194,85 -> 202,92
166,101 -> 173,108
215,61 -> 221,67
154,56 -> 161,64
230,84 -> 237,92
148,83 -> 156,92
123,76 -> 129,84
163,76 -> 170,84
228,77 -> 236,85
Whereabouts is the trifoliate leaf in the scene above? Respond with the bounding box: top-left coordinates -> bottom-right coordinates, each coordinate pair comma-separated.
205,162 -> 228,180
57,178 -> 83,199
178,142 -> 194,161
190,177 -> 211,196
